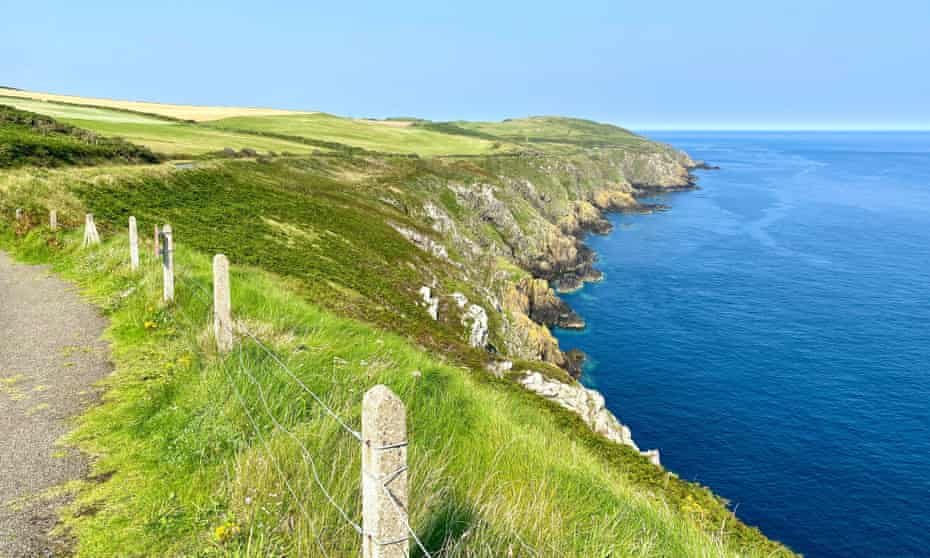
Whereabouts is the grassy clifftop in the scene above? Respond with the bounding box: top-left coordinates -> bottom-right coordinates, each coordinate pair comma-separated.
0,96 -> 795,556
0,104 -> 160,168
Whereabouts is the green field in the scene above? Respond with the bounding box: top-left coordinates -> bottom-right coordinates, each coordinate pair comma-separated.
0,97 -> 318,156
210,113 -> 514,155
420,116 -> 658,151
0,104 -> 160,168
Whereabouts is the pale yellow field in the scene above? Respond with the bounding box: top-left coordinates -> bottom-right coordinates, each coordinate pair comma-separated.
0,87 -> 311,121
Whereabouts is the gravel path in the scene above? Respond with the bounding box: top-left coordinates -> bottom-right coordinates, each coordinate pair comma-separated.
0,251 -> 110,557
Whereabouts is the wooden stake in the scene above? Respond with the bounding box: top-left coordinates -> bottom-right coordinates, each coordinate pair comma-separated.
161,224 -> 174,302
129,216 -> 139,271
213,254 -> 233,353
362,385 -> 409,558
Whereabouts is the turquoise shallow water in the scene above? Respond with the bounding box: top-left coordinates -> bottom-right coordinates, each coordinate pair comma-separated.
554,132 -> 930,558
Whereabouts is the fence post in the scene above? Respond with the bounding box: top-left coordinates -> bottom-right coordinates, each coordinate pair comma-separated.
49,210 -> 57,231
153,225 -> 161,257
83,214 -> 100,247
15,208 -> 23,222
129,216 -> 139,271
362,385 -> 409,558
161,224 -> 174,302
213,254 -> 233,353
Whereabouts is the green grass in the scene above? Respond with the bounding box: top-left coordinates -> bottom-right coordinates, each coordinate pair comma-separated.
0,104 -> 160,168
0,224 -> 794,557
1,94 -> 792,556
419,116 -> 658,152
209,113 -> 513,156
0,97 -> 319,156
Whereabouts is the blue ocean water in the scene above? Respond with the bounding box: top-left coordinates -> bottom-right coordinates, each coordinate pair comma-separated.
554,132 -> 930,558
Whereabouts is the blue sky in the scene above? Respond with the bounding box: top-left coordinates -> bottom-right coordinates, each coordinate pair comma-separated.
2,0 -> 928,129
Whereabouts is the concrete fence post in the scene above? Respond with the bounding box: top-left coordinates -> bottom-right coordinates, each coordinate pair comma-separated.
153,225 -> 161,257
161,224 -> 174,302
213,254 -> 233,353
49,210 -> 57,231
129,216 -> 139,271
83,214 -> 100,247
362,385 -> 409,558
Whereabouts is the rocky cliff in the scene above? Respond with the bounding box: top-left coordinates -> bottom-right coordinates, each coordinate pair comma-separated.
396,137 -> 696,456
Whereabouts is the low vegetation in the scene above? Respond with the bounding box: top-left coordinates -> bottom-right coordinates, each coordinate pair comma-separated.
0,94 -> 795,556
1,223 -> 792,557
208,113 -> 513,156
0,97 -> 318,156
0,104 -> 160,168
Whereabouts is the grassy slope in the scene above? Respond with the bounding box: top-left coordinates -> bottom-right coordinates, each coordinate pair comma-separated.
208,113 -> 512,156
0,224 -> 791,557
418,116 -> 654,149
0,97 -> 319,156
0,101 -> 795,556
0,104 -> 160,168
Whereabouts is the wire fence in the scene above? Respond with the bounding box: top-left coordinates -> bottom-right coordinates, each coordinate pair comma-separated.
164,232 -> 432,557
5,208 -> 554,558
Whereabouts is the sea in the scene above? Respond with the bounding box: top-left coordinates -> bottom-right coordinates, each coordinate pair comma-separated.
554,131 -> 930,558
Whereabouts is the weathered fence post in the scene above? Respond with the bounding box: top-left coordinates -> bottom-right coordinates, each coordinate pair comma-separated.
213,254 -> 233,353
49,210 -> 57,231
153,225 -> 161,257
161,224 -> 174,302
129,216 -> 139,271
362,385 -> 409,558
82,214 -> 100,247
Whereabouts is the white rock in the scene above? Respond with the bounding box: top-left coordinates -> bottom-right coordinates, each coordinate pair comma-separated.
518,372 -> 661,466
419,286 -> 439,320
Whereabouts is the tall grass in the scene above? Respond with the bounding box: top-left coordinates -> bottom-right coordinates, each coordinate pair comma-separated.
1,224 -> 794,557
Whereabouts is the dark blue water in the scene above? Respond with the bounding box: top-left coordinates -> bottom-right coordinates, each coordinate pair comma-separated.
555,132 -> 930,558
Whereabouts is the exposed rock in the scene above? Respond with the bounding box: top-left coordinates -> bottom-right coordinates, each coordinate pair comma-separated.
559,200 -> 612,236
500,310 -> 565,368
518,372 -> 660,465
564,348 -> 586,379
592,188 -> 637,211
510,278 -> 584,330
486,359 -> 513,378
451,292 -> 489,348
390,223 -> 449,260
419,286 -> 438,320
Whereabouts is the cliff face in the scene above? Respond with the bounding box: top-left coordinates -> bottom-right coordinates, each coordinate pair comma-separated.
394,136 -> 695,452
410,143 -> 694,367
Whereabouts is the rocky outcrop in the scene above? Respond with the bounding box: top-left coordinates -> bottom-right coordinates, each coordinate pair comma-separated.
419,286 -> 439,320
501,310 -> 565,368
451,292 -> 489,349
519,372 -> 660,465
391,223 -> 449,260
509,277 -> 584,330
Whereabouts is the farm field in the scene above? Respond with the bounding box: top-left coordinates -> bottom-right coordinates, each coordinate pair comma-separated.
0,96 -> 319,156
0,87 -> 303,121
210,112 -> 514,155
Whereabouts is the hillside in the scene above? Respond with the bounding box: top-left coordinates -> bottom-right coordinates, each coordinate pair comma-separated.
0,104 -> 160,168
0,95 -> 795,556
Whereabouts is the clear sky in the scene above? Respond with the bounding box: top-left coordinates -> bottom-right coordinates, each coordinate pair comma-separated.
2,0 -> 928,129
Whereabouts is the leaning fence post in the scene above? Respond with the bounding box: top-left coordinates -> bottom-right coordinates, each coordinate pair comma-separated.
83,214 -> 100,247
213,254 -> 233,353
49,210 -> 57,231
161,224 -> 174,302
129,216 -> 139,271
362,385 -> 409,558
